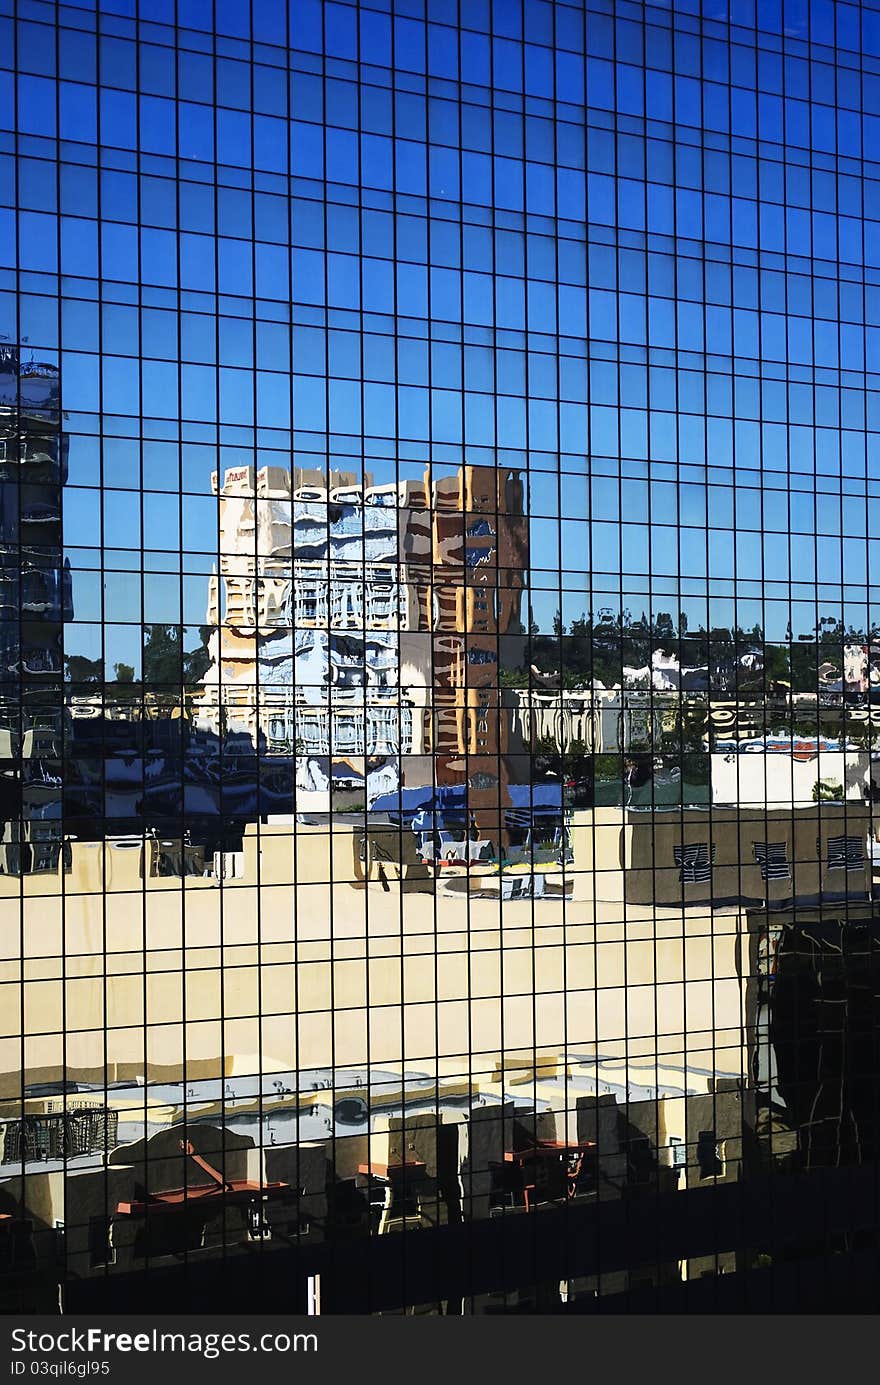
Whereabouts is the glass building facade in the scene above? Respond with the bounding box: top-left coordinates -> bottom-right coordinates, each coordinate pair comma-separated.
3,0 -> 880,1314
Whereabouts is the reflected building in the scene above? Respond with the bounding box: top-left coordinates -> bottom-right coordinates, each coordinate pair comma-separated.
196,461 -> 527,847
420,464 -> 528,856
0,347 -> 69,875
197,464 -> 424,807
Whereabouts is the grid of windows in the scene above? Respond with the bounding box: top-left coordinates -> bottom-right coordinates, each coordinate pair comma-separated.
3,0 -> 880,1316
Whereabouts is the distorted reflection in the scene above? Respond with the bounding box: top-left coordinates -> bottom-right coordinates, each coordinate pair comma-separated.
4,0 -> 880,1317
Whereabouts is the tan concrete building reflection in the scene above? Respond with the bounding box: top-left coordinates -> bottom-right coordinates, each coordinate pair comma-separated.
0,809 -> 750,1087
8,788 -> 867,1083
419,463 -> 527,853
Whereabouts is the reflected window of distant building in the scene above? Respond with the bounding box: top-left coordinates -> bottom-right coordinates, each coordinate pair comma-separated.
674,842 -> 715,884
753,842 -> 791,881
822,835 -> 865,871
